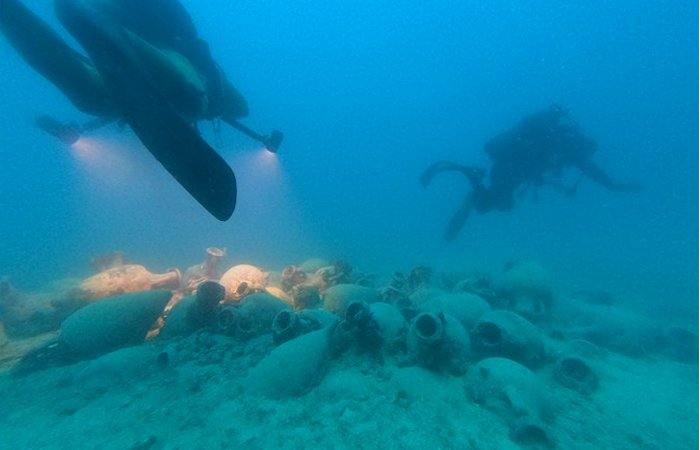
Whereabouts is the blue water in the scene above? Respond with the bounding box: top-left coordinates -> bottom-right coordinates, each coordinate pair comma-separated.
0,0 -> 696,318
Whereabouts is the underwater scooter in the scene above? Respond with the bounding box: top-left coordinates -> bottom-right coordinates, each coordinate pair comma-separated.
36,114 -> 284,153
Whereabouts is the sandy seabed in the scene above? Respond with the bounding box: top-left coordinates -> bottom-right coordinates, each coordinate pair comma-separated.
0,269 -> 697,450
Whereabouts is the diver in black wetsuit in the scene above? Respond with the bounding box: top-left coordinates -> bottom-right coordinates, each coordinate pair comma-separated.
0,0 -> 280,220
0,0 -> 249,129
421,105 -> 642,241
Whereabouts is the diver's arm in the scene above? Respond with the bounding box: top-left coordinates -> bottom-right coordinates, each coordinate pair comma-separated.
420,161 -> 485,189
576,158 -> 642,192
215,74 -> 249,122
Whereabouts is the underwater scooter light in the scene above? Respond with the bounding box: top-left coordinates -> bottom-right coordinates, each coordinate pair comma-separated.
262,130 -> 284,154
36,115 -> 114,145
35,115 -> 81,145
224,119 -> 284,153
38,113 -> 284,155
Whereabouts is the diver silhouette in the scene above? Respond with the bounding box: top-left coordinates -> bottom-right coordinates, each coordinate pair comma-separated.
421,105 -> 642,241
0,0 -> 282,220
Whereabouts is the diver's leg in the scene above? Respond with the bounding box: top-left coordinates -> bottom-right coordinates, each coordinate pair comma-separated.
0,0 -> 113,116
445,194 -> 474,242
421,161 -> 454,187
421,161 -> 485,189
105,0 -> 198,45
576,159 -> 642,192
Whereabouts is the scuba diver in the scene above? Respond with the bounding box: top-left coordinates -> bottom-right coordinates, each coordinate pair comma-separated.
0,0 -> 283,220
421,105 -> 642,241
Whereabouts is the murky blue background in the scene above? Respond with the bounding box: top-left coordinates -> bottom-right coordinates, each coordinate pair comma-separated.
0,1 -> 696,317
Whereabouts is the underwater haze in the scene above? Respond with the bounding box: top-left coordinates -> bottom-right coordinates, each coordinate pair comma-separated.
0,1 -> 697,311
0,1 -> 698,449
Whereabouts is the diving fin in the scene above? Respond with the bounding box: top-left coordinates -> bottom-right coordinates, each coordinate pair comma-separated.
0,0 -> 112,116
54,0 -> 236,220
